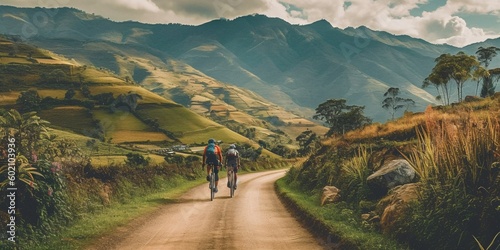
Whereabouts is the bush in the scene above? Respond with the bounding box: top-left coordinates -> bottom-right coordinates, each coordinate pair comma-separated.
125,153 -> 150,167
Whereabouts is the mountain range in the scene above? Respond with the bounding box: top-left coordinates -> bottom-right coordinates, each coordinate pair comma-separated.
1,5 -> 499,123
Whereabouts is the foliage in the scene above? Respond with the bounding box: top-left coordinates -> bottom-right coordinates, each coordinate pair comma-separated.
276,178 -> 406,250
16,89 -> 42,113
125,152 -> 150,166
81,84 -> 91,98
313,99 -> 372,136
0,109 -> 50,156
285,94 -> 500,249
64,88 -> 76,100
164,154 -> 185,166
394,184 -> 482,249
269,144 -> 297,158
237,143 -> 262,161
382,87 -> 415,120
476,46 -> 500,98
91,92 -> 115,105
341,145 -> 371,196
423,52 -> 487,104
0,108 -> 79,246
295,130 -> 320,156
398,113 -> 500,249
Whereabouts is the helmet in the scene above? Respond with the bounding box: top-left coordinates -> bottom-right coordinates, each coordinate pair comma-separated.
229,144 -> 236,149
208,138 -> 215,144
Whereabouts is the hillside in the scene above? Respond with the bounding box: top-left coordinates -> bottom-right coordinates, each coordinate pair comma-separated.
283,92 -> 500,249
0,6 -> 500,122
2,6 -> 499,123
0,35 -> 284,162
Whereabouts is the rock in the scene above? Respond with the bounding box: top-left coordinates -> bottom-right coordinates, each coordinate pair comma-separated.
367,159 -> 416,195
369,215 -> 380,223
98,184 -> 112,205
377,183 -> 420,233
320,186 -> 341,206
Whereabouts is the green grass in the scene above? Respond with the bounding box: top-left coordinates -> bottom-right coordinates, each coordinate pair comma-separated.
39,106 -> 94,134
89,86 -> 176,104
136,104 -> 253,144
275,178 -> 407,250
138,105 -> 216,132
93,108 -> 170,143
32,176 -> 206,250
48,128 -> 134,156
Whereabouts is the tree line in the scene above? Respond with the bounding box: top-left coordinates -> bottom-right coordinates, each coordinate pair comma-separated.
293,46 -> 500,156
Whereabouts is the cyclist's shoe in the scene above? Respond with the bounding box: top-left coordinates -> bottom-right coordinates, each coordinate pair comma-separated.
214,187 -> 218,193
206,175 -> 211,181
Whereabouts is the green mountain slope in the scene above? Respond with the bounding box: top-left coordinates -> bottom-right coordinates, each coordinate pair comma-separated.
1,6 -> 498,123
0,35 -> 269,153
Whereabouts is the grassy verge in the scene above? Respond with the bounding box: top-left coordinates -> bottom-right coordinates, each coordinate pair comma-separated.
275,178 -> 408,250
32,176 -> 206,250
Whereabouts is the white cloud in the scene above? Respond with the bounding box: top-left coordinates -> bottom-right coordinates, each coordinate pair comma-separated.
1,0 -> 499,46
278,0 -> 500,47
114,0 -> 161,12
447,0 -> 500,14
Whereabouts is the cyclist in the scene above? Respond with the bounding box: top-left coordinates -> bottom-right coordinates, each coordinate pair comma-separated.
224,144 -> 240,189
202,138 -> 223,192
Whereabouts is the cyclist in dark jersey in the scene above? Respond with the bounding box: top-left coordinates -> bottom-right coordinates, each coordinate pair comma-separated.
224,144 -> 240,189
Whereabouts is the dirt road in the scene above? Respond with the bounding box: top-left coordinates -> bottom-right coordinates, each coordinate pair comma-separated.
98,169 -> 326,250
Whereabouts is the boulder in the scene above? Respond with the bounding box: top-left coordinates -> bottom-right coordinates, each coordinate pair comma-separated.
320,186 -> 341,206
377,183 -> 421,233
367,159 -> 416,194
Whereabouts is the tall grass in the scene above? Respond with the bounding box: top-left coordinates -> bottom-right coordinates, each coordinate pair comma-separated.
342,145 -> 371,187
400,110 -> 500,249
404,112 -> 499,190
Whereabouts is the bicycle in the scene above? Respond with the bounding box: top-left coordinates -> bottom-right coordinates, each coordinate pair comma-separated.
208,163 -> 217,201
227,166 -> 236,198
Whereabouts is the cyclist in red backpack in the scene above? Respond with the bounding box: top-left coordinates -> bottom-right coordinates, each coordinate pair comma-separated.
202,138 -> 223,192
224,144 -> 240,189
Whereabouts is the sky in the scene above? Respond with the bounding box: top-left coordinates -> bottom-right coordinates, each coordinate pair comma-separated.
1,0 -> 499,47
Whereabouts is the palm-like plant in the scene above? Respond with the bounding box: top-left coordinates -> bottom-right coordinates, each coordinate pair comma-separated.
1,109 -> 50,156
0,155 -> 43,191
1,109 -> 50,190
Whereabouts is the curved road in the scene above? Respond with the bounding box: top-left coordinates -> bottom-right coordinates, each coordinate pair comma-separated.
94,169 -> 326,250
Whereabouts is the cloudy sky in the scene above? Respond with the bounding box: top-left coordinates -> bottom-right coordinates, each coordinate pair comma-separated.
1,0 -> 499,47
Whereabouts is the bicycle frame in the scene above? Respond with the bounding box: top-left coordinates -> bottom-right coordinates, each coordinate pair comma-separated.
227,167 -> 236,198
209,163 -> 217,201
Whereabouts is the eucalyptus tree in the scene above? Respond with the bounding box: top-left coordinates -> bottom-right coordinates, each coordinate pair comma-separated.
476,46 -> 499,97
423,52 -> 487,104
382,87 -> 415,120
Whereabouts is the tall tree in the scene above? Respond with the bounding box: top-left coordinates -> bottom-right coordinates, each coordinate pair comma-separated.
423,52 -> 487,104
382,87 -> 415,120
64,88 -> 76,100
313,99 -> 371,136
476,46 -> 499,97
16,90 -> 41,113
295,130 -> 319,156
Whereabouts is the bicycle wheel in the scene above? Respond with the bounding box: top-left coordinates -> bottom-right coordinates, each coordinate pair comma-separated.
210,172 -> 215,201
210,165 -> 216,201
229,170 -> 235,198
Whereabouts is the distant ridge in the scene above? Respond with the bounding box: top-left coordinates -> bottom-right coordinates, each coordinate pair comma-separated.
1,5 -> 499,122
